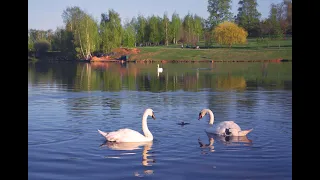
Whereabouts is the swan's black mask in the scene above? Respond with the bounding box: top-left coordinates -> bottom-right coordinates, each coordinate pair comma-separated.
198,113 -> 203,120
152,112 -> 156,120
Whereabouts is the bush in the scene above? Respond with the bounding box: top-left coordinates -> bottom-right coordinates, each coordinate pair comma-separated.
213,21 -> 248,47
34,40 -> 51,53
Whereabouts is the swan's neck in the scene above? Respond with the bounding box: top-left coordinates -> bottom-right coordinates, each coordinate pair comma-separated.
206,109 -> 214,125
142,113 -> 153,139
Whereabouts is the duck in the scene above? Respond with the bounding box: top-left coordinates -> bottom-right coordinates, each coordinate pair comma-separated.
198,108 -> 253,136
177,121 -> 190,126
98,108 -> 156,142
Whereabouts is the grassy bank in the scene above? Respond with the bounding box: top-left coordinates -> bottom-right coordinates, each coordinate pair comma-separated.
29,38 -> 292,63
128,39 -> 292,62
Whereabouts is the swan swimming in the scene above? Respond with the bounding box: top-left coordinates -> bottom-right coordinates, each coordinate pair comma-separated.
157,64 -> 163,73
198,108 -> 253,136
98,108 -> 156,142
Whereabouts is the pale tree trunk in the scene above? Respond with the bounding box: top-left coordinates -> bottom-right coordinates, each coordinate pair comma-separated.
86,19 -> 89,59
78,30 -> 85,60
165,21 -> 168,46
85,18 -> 92,60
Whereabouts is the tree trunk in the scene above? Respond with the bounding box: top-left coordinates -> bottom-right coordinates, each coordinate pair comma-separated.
165,21 -> 168,46
86,18 -> 90,60
78,30 -> 85,60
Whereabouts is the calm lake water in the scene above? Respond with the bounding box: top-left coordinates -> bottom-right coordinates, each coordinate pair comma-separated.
28,62 -> 292,180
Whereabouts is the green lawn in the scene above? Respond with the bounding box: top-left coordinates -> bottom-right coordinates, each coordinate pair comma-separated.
129,39 -> 292,62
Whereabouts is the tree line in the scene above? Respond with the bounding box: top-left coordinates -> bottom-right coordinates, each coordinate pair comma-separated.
28,0 -> 292,60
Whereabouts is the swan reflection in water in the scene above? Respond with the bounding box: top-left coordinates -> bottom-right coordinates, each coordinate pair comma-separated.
208,132 -> 253,145
100,141 -> 155,177
198,137 -> 215,153
198,132 -> 253,153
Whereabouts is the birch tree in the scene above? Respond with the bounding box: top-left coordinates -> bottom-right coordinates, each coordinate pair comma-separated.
163,12 -> 170,46
170,12 -> 181,44
62,6 -> 99,59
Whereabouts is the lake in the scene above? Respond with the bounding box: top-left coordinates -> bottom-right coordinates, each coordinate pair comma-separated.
28,61 -> 292,180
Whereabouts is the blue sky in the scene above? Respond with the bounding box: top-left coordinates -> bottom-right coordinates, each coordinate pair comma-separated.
28,0 -> 282,30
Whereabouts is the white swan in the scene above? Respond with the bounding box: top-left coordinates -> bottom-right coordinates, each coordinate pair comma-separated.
198,109 -> 253,136
98,108 -> 156,142
157,64 -> 163,73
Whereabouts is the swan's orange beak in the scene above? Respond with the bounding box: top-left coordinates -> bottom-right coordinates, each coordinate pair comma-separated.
152,113 -> 156,120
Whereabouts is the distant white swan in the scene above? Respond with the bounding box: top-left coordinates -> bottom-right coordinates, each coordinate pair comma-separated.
198,109 -> 253,136
98,108 -> 156,142
157,64 -> 163,73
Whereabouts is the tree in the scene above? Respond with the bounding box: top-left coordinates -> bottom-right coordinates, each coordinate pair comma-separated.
213,21 -> 248,47
61,6 -> 82,56
148,15 -> 160,45
276,0 -> 292,36
62,6 -> 99,59
62,6 -> 82,32
34,40 -> 51,53
28,29 -> 55,51
50,28 -> 62,51
122,18 -> 136,47
136,14 -> 147,45
204,31 -> 214,48
157,16 -> 165,45
284,0 -> 292,34
50,27 -> 74,52
193,14 -> 203,42
28,31 -> 34,51
269,3 -> 283,39
162,12 -> 170,46
100,9 -> 123,53
181,13 -> 194,45
259,19 -> 272,36
236,0 -> 261,36
202,19 -> 214,47
180,13 -> 203,46
207,0 -> 233,28
76,13 -> 99,59
170,12 -> 181,44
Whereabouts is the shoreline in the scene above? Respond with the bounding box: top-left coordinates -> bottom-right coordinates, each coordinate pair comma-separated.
81,58 -> 290,63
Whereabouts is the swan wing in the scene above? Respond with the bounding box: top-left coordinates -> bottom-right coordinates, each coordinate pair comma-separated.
218,121 -> 241,130
207,121 -> 242,135
105,128 -> 148,142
